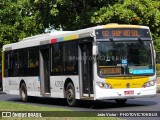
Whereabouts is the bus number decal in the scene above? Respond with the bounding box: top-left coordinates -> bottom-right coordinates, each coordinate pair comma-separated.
55,81 -> 63,87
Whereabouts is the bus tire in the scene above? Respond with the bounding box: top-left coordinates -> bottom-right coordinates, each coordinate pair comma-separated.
115,99 -> 127,104
20,83 -> 28,102
66,83 -> 77,106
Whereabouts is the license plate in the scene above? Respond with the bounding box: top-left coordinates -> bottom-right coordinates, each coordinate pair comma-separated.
124,90 -> 134,95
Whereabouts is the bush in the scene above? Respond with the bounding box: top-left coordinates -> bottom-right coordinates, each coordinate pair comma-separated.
156,64 -> 160,71
157,71 -> 160,77
156,64 -> 160,77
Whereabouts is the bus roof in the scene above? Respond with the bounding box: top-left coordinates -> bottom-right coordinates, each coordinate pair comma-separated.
3,24 -> 149,51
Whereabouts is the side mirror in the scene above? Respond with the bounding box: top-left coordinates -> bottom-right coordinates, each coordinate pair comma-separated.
93,45 -> 98,56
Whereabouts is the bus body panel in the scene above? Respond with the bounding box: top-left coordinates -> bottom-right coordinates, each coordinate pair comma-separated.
3,77 -> 40,96
50,76 -> 80,99
95,85 -> 156,100
3,76 -> 80,99
105,76 -> 149,89
94,75 -> 156,100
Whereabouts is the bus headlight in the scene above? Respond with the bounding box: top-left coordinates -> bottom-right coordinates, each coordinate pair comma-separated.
97,82 -> 112,89
143,80 -> 156,88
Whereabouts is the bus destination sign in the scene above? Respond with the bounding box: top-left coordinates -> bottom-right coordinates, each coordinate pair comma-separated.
96,28 -> 151,39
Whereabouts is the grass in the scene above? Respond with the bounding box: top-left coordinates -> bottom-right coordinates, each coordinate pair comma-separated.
0,101 -> 68,111
0,101 -> 120,120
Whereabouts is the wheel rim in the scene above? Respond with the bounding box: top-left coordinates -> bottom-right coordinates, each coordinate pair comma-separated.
67,87 -> 74,102
21,89 -> 26,100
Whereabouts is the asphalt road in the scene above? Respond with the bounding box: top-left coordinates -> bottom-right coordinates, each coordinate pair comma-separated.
0,91 -> 160,120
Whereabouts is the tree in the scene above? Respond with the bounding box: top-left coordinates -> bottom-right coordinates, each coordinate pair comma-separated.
0,0 -> 58,46
91,0 -> 160,38
0,0 -> 59,64
0,0 -> 21,61
55,0 -> 119,30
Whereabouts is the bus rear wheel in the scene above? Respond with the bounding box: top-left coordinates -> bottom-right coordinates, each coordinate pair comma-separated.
115,99 -> 127,104
66,83 -> 77,106
20,83 -> 28,102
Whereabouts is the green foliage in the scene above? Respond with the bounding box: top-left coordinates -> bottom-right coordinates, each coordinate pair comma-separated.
0,0 -> 58,63
154,37 -> 160,63
55,0 -> 119,30
156,64 -> 160,71
156,64 -> 160,77
91,0 -> 160,38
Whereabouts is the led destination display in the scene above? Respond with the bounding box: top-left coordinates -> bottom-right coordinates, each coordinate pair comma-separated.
96,28 -> 151,39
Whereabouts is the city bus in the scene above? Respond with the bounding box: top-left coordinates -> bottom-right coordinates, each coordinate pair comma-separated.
2,24 -> 156,106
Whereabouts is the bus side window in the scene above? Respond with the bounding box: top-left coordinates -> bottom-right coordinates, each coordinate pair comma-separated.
35,60 -> 39,67
19,49 -> 28,68
28,49 -> 39,68
8,51 -> 19,76
4,52 -> 9,77
9,51 -> 18,69
28,48 -> 39,76
52,43 -> 62,74
63,42 -> 78,74
29,59 -> 35,68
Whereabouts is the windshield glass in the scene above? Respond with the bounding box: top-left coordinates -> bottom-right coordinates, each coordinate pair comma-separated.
97,41 -> 154,76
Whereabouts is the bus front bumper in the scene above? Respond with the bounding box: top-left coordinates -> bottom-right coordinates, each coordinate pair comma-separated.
95,85 -> 157,100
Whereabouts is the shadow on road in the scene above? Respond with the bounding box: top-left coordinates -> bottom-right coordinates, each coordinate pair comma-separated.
4,95 -> 158,110
0,91 -> 5,94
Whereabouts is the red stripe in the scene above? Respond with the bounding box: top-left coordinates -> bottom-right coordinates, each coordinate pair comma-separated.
51,38 -> 57,43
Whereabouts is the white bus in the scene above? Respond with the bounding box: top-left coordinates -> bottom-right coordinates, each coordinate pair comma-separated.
2,24 -> 156,106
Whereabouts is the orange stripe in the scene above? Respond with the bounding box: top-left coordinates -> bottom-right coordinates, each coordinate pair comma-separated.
102,24 -> 143,29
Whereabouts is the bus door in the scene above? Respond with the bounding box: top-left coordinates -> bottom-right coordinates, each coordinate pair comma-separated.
39,47 -> 50,96
79,42 -> 93,97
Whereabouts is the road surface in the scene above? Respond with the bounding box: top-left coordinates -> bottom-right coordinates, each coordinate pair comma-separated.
0,91 -> 160,120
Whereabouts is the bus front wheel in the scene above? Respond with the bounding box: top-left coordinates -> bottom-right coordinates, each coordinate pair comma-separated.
66,83 -> 77,106
20,83 -> 28,102
115,99 -> 127,104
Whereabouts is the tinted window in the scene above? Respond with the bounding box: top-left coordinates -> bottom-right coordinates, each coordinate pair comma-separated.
97,41 -> 154,76
9,51 -> 19,69
4,52 -> 9,77
28,48 -> 39,76
29,48 -> 39,68
4,52 -> 9,69
63,42 -> 78,74
51,43 -> 63,74
19,49 -> 28,68
8,51 -> 19,76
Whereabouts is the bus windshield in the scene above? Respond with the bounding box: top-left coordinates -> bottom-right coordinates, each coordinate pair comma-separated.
97,41 -> 154,76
